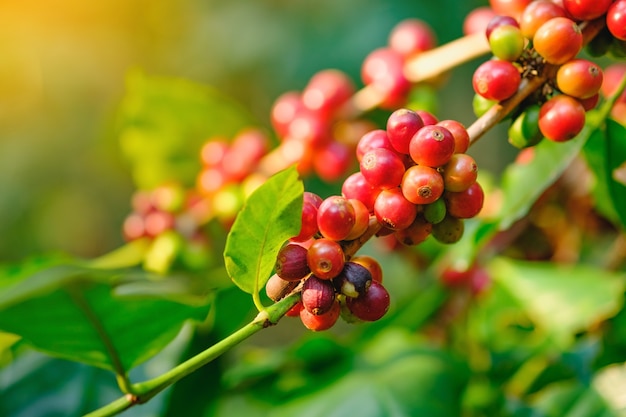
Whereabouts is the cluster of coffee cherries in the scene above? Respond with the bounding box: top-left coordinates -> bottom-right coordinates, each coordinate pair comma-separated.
345,108 -> 484,247
265,190 -> 390,331
470,0 -> 618,147
122,182 -> 213,273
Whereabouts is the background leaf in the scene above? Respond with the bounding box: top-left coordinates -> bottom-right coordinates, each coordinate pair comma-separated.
224,166 -> 303,295
488,257 -> 624,349
0,262 -> 211,373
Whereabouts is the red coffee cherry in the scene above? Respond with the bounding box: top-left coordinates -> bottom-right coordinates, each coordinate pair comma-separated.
275,243 -> 311,281
409,125 -> 456,167
312,141 -> 352,183
341,172 -> 382,213
374,188 -> 418,231
416,110 -> 439,126
302,275 -> 337,315
464,7 -> 498,35
356,129 -> 394,162
345,281 -> 390,322
442,153 -> 478,192
388,18 -> 437,57
562,0 -> 612,21
472,59 -> 521,101
344,199 -> 371,240
519,0 -> 567,40
556,59 -> 603,99
394,214 -> 433,245
533,17 -> 582,65
538,94 -> 586,142
302,69 -> 355,118
445,182 -> 485,219
306,238 -> 345,280
291,193 -> 321,242
437,120 -> 470,154
317,196 -> 356,241
607,0 -> 626,41
401,165 -> 445,205
300,300 -> 340,331
489,0 -> 532,19
360,148 -> 407,190
271,91 -> 303,137
386,108 -> 425,154
361,47 -> 411,109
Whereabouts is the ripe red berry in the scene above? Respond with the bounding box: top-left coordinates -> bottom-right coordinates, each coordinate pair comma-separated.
306,238 -> 345,280
300,300 -> 340,331
312,141 -> 352,182
489,0 -> 532,19
538,94 -> 586,142
360,148 -> 406,189
302,275 -> 337,315
374,188 -> 418,231
271,91 -> 303,137
344,199 -> 371,240
361,47 -> 411,108
562,0 -> 612,20
302,69 -> 355,118
345,281 -> 390,322
464,7 -> 498,35
317,196 -> 356,241
472,59 -> 521,101
607,0 -> 626,41
442,154 -> 478,192
409,125 -> 456,167
275,243 -> 311,281
389,18 -> 437,57
356,129 -> 394,162
533,17 -> 582,65
341,172 -> 381,213
445,182 -> 485,219
416,110 -> 439,126
386,108 -> 424,154
437,120 -> 470,153
401,165 -> 445,205
519,0 -> 567,40
556,59 -> 603,99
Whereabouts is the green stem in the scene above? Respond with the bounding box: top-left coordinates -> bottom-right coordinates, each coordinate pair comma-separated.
84,292 -> 301,417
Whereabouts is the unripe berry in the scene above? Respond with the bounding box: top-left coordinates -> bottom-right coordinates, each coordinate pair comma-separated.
488,24 -> 525,62
394,214 -> 433,245
431,214 -> 465,244
533,17 -> 582,65
333,262 -> 373,298
351,255 -> 384,283
556,59 -> 603,100
442,154 -> 478,192
265,273 -> 299,302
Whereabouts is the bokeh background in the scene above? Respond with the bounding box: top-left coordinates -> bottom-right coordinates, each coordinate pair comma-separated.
0,0 -> 502,262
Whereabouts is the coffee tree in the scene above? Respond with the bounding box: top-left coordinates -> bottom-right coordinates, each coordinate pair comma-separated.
2,0 -> 626,415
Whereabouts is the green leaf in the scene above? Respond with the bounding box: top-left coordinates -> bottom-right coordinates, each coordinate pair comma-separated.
497,131 -> 589,231
117,71 -> 256,189
224,166 -> 303,296
605,119 -> 626,229
0,262 -> 211,373
489,257 -> 625,349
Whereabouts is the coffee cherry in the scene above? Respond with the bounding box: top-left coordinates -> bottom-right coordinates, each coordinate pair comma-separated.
361,47 -> 411,109
374,188 -> 418,231
356,129 -> 394,162
464,7 -> 498,35
442,154 -> 478,192
386,108 -> 424,154
123,213 -> 146,241
200,138 -> 230,168
489,0 -> 532,19
351,255 -> 383,283
562,0 -> 612,21
300,300 -> 340,331
317,196 -> 356,241
488,24 -> 525,62
519,0 -> 567,40
344,199 -> 371,240
302,69 -> 355,118
394,214 -> 433,245
472,59 -> 521,101
360,148 -> 407,190
445,182 -> 485,219
302,275 -> 337,315
307,238 -> 345,280
401,165 -> 445,205
285,301 -> 303,317
473,94 -> 498,117
389,18 -> 437,57
346,281 -> 390,322
275,243 -> 311,281
423,198 -> 447,224
415,110 -> 439,126
144,210 -> 176,238
271,91 -> 303,137
432,215 -> 465,244
556,59 -> 603,100
312,141 -> 352,183
607,0 -> 626,41
333,262 -> 373,298
485,15 -> 520,39
538,94 -> 586,142
533,17 -> 582,65
266,273 -> 299,302
409,125 -> 456,167
508,104 -> 543,148
341,172 -> 381,212
437,120 -> 470,154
